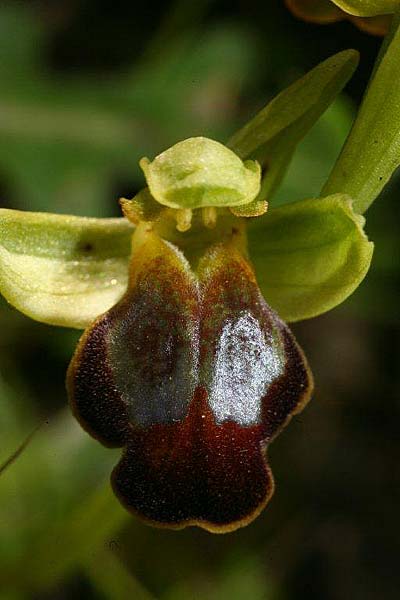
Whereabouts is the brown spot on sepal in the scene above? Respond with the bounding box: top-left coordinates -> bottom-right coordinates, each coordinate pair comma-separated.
67,228 -> 313,533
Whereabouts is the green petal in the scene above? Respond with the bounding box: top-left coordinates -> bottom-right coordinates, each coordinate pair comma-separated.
323,12 -> 400,213
248,194 -> 374,322
331,0 -> 399,16
0,209 -> 133,329
140,137 -> 261,209
227,50 -> 359,203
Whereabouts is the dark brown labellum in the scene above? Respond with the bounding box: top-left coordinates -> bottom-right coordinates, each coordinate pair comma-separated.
67,228 -> 313,532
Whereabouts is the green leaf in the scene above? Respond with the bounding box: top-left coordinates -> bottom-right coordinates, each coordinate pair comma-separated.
249,194 -> 373,322
322,13 -> 400,214
331,0 -> 399,16
0,209 -> 133,329
227,50 -> 359,204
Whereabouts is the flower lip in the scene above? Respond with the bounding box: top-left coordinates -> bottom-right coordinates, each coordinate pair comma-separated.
67,227 -> 313,532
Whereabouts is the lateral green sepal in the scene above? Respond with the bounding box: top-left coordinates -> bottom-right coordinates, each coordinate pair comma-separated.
248,194 -> 374,322
0,209 -> 134,329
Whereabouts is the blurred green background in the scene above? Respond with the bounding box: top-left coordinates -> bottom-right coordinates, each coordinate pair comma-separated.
0,1 -> 399,598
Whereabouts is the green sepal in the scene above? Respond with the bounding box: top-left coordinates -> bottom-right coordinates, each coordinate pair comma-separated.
227,50 -> 359,204
0,209 -> 134,329
249,194 -> 374,322
140,137 -> 261,209
323,12 -> 400,213
331,0 -> 399,16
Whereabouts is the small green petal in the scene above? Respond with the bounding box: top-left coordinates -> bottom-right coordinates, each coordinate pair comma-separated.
331,0 -> 399,16
248,194 -> 374,322
140,137 -> 261,210
0,209 -> 133,329
120,188 -> 164,224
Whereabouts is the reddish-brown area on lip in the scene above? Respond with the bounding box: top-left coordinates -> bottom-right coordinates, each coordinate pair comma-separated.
67,231 -> 313,532
68,315 -> 130,448
112,386 -> 272,532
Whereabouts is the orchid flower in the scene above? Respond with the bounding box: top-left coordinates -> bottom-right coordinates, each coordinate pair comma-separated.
2,18 -> 400,532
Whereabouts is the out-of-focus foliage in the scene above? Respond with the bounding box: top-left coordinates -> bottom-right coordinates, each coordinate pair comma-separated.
0,1 -> 399,599
0,376 -> 127,594
0,2 -> 256,216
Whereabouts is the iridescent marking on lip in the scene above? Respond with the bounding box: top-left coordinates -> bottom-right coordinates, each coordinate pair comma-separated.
106,289 -> 200,427
209,311 -> 285,426
105,236 -> 200,428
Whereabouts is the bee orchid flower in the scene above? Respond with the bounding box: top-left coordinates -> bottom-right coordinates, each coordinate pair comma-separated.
4,30 -> 400,531
67,200 -> 314,531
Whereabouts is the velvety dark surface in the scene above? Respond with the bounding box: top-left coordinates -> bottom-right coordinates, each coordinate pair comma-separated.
68,232 -> 312,531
